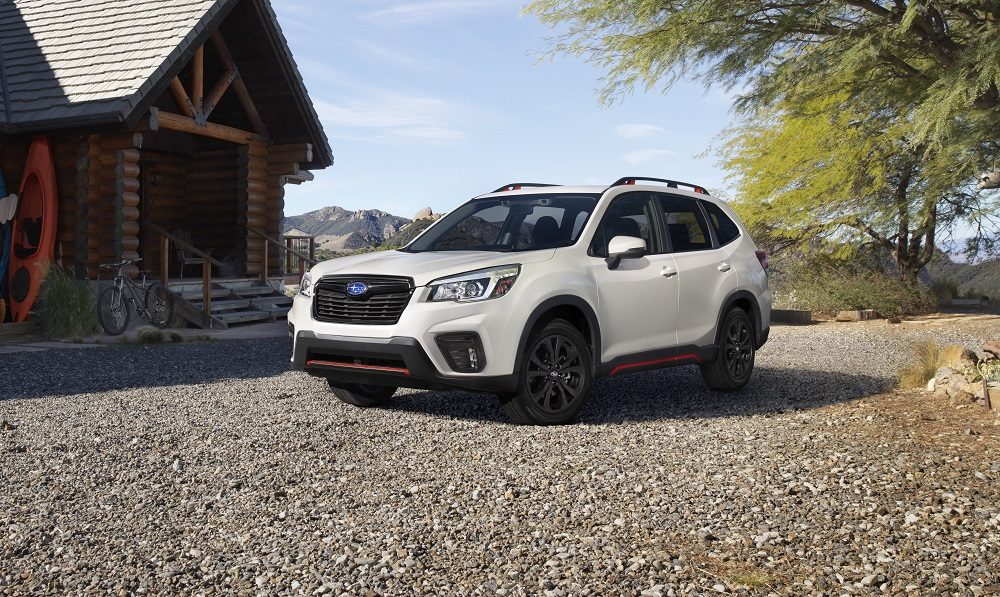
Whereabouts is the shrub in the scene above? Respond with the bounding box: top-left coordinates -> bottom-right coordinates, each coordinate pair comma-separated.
136,325 -> 164,344
930,278 -> 959,305
35,265 -> 100,339
898,341 -> 945,388
777,256 -> 937,317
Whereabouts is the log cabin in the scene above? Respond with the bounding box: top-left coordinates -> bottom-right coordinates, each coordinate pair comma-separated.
0,0 -> 331,328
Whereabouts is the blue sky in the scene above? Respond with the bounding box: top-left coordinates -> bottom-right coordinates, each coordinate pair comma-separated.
272,0 -> 738,219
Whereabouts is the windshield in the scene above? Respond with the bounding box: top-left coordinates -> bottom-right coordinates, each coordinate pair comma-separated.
405,194 -> 600,253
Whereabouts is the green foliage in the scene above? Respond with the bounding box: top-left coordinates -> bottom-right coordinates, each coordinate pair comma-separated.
35,265 -> 100,340
898,341 -> 945,388
135,326 -> 165,344
776,254 -> 937,318
527,0 -> 1000,267
930,278 -> 960,304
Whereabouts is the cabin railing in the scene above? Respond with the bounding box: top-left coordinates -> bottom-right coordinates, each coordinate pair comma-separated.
147,222 -> 225,323
247,227 -> 317,284
282,234 -> 316,275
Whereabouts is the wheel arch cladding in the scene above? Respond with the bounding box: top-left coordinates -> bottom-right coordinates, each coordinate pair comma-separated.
715,290 -> 763,348
515,296 -> 601,371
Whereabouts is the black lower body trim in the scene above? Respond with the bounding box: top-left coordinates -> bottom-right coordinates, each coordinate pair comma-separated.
596,345 -> 718,378
756,326 -> 770,349
292,331 -> 518,393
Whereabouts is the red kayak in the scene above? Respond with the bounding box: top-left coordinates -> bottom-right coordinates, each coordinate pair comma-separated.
8,135 -> 57,322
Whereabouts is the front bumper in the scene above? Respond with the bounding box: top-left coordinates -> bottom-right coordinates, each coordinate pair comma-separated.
291,331 -> 518,393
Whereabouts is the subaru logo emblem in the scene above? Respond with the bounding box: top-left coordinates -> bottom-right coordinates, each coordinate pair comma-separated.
346,281 -> 368,296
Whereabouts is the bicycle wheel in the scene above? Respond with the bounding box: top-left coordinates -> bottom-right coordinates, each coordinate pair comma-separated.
97,286 -> 131,335
144,283 -> 174,329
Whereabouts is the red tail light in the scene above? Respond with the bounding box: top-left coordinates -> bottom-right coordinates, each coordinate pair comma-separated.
755,250 -> 769,271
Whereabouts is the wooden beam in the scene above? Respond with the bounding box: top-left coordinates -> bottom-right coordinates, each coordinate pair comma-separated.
210,31 -> 269,137
192,45 -> 205,113
203,69 -> 237,120
149,108 -> 268,145
169,77 -> 196,118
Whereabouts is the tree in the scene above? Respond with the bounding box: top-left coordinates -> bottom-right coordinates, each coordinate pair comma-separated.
527,0 -> 1000,271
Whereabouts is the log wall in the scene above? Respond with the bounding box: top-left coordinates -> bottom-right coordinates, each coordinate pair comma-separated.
115,149 -> 141,278
140,152 -> 187,274
266,143 -> 311,277
186,147 -> 240,268
83,134 -> 137,278
239,142 -> 269,275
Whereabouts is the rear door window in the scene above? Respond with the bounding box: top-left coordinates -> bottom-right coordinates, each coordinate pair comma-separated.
589,192 -> 663,257
657,194 -> 713,252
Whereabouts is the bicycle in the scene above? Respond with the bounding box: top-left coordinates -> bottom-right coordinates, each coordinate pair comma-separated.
96,258 -> 175,335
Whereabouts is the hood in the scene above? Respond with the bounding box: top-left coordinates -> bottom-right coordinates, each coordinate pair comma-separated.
309,249 -> 556,286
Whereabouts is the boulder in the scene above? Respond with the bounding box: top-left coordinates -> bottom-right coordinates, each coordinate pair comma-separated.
983,340 -> 1000,358
413,207 -> 433,221
950,389 -> 976,406
939,345 -> 977,370
836,309 -> 878,322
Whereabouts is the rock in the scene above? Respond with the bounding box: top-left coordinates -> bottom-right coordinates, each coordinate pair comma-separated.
836,309 -> 878,322
1,419 -> 17,431
940,345 -> 977,369
950,390 -> 976,406
413,207 -> 433,221
926,378 -> 936,392
983,340 -> 1000,358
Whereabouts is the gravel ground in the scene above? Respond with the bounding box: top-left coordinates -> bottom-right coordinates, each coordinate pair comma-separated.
2,317 -> 999,596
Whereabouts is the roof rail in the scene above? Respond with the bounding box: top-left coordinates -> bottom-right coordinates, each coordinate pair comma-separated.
609,177 -> 710,195
492,183 -> 558,193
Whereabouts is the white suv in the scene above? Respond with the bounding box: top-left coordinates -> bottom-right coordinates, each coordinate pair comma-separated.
289,177 -> 771,425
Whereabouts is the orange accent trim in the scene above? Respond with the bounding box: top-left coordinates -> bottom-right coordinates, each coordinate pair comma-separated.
609,353 -> 701,376
306,360 -> 411,376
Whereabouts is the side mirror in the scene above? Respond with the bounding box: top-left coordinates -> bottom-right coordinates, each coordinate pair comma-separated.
606,235 -> 647,270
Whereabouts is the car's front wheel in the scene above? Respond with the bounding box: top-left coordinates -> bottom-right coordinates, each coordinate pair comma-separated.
500,318 -> 593,425
700,307 -> 755,391
327,380 -> 397,407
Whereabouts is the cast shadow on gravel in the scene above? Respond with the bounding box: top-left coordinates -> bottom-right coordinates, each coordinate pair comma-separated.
1,338 -> 292,400
388,366 -> 892,424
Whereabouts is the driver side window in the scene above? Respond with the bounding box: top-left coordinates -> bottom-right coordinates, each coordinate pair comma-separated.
589,193 -> 661,258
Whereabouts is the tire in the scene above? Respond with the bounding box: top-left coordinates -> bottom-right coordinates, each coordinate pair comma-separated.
700,307 -> 755,391
500,318 -> 593,425
97,286 -> 131,336
327,379 -> 397,407
144,283 -> 174,329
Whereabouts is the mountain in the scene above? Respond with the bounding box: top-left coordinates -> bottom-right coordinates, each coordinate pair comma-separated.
928,252 -> 1000,298
283,206 -> 411,252
382,218 -> 435,248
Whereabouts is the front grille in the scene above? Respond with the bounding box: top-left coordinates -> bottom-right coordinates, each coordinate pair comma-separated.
313,275 -> 414,325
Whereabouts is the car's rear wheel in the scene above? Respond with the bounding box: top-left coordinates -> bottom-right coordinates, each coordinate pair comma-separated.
700,307 -> 755,391
500,318 -> 593,425
327,379 -> 397,407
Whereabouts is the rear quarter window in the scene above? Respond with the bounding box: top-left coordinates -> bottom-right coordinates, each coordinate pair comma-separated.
702,201 -> 741,246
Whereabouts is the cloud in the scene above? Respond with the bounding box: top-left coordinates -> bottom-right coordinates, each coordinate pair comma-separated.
621,149 -> 677,166
347,37 -> 454,73
314,91 -> 470,144
614,124 -> 667,139
363,0 -> 514,25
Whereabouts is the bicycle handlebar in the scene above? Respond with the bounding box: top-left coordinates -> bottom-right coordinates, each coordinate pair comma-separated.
99,258 -> 143,269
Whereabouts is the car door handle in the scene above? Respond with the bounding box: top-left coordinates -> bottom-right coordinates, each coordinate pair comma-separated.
661,266 -> 677,278
717,262 -> 732,272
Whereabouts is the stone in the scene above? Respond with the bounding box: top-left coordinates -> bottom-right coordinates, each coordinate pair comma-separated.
983,340 -> 1000,358
926,378 -> 936,392
950,390 -> 976,406
940,345 -> 977,369
413,207 -> 433,221
836,309 -> 878,322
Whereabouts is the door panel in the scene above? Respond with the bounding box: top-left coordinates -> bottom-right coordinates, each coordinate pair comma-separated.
588,192 -> 678,361
658,193 -> 739,347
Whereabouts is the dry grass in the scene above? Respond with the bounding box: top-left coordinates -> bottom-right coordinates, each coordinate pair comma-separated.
898,341 -> 945,388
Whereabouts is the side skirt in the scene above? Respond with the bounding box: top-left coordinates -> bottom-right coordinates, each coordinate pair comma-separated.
596,345 -> 718,378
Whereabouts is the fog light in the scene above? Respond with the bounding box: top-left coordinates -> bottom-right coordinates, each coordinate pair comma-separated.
436,333 -> 486,373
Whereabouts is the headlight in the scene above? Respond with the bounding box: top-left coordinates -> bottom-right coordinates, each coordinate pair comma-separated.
428,265 -> 520,302
299,272 -> 313,297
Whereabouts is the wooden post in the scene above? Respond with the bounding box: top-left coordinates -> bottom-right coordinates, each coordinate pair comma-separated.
202,260 -> 212,328
169,77 -> 196,118
298,256 -> 305,279
161,237 -> 170,285
285,237 -> 292,273
262,239 -> 269,284
192,46 -> 204,113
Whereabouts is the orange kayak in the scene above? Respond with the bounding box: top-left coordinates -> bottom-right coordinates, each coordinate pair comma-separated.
8,135 -> 57,322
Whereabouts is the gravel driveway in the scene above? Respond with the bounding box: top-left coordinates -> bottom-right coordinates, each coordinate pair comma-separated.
2,317 -> 999,595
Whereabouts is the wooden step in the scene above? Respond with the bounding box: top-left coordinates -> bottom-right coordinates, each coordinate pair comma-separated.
249,295 -> 293,306
232,286 -> 282,297
180,288 -> 232,301
190,299 -> 252,313
216,310 -> 272,324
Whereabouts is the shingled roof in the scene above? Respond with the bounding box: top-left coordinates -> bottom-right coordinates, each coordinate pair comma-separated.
0,0 -> 332,167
